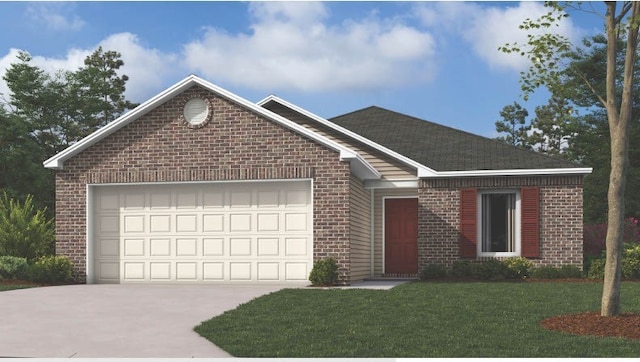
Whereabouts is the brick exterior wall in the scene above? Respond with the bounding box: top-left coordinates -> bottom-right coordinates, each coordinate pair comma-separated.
55,85 -> 352,283
418,175 -> 584,270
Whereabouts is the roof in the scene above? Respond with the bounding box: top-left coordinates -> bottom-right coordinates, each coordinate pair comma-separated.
43,75 -> 380,181
329,106 -> 588,174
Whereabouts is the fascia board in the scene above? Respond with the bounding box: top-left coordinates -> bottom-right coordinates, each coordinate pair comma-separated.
258,95 -> 437,177
428,167 -> 593,178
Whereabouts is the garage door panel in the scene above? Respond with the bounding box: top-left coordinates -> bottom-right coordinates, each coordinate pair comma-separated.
93,181 -> 312,283
203,238 -> 224,256
176,214 -> 197,232
150,215 -> 171,232
203,214 -> 224,232
150,262 -> 171,280
230,262 -> 251,280
257,263 -> 279,280
124,262 -> 145,280
124,238 -> 145,256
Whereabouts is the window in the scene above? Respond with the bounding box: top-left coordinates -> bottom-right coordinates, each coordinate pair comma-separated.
479,190 -> 520,256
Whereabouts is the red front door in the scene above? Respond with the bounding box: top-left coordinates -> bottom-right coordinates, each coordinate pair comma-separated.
384,198 -> 418,274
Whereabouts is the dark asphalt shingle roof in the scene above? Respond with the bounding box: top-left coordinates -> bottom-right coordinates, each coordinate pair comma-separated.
329,106 -> 581,172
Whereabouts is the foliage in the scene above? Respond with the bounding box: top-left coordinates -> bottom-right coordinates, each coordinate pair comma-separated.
587,258 -> 606,279
1,48 -> 138,214
588,244 -> 640,280
451,260 -> 474,278
419,264 -> 448,280
471,259 -> 510,281
495,102 -> 532,148
0,256 -> 29,280
0,192 -> 54,261
195,282 -> 640,357
308,257 -> 339,286
502,257 -> 534,279
584,218 -> 640,257
531,265 -> 583,279
27,255 -> 74,284
500,0 -> 640,316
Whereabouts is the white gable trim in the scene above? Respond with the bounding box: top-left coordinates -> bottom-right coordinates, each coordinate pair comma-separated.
43,75 -> 380,180
257,96 -> 593,179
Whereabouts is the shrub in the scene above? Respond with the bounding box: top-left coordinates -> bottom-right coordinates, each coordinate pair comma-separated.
502,257 -> 534,279
583,217 -> 640,258
474,259 -> 510,281
0,192 -> 54,261
0,256 -> 29,280
587,259 -> 606,279
451,260 -> 474,278
419,264 -> 448,280
559,265 -> 583,278
620,243 -> 640,279
531,265 -> 584,279
28,255 -> 74,284
309,257 -> 339,286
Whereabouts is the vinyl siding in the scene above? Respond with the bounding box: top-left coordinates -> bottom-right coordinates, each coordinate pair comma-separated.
349,174 -> 372,282
264,103 -> 416,180
374,188 -> 418,276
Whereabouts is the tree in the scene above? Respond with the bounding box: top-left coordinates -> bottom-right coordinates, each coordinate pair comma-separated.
501,2 -> 640,316
495,102 -> 532,148
1,48 -> 138,213
528,97 -> 575,158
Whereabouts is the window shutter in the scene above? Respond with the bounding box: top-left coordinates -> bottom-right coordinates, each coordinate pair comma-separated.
521,187 -> 540,258
459,188 -> 477,258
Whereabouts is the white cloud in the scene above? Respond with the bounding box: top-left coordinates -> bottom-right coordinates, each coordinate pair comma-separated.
414,2 -> 583,72
26,3 -> 85,32
182,2 -> 436,92
98,33 -> 179,102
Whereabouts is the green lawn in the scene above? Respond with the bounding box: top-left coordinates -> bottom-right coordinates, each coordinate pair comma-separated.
0,284 -> 37,292
195,281 -> 640,357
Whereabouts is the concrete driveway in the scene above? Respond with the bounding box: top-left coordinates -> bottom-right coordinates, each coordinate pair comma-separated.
0,284 -> 288,358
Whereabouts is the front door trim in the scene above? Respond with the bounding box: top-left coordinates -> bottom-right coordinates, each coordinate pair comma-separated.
382,196 -> 418,275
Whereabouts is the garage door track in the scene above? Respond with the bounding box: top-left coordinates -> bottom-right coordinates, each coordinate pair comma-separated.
0,284 -> 287,358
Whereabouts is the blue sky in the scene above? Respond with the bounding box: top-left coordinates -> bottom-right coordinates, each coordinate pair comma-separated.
0,2 -> 605,137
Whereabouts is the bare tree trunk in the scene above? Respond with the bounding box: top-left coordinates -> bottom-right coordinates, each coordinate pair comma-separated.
601,1 -> 639,317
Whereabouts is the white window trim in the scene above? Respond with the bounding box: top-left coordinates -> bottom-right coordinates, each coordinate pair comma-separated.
477,189 -> 521,258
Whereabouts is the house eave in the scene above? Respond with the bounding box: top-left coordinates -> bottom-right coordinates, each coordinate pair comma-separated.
424,167 -> 593,178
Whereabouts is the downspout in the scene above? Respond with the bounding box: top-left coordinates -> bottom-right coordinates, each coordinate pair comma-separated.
370,188 -> 375,278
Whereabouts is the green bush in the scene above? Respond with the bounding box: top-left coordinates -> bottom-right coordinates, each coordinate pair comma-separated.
502,257 -> 534,279
474,259 -> 510,281
622,244 -> 640,279
559,265 -> 583,278
587,258 -> 605,279
451,260 -> 474,278
28,255 -> 74,284
0,192 -> 54,261
419,264 -> 448,280
0,256 -> 29,280
532,265 -> 584,279
309,257 -> 339,286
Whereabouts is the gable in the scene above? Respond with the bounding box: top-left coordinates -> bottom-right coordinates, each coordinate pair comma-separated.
44,75 -> 379,181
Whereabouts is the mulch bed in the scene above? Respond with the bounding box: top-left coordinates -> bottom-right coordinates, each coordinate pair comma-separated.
540,312 -> 640,341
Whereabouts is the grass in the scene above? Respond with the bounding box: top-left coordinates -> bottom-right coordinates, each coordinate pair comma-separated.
0,284 -> 37,292
195,281 -> 640,357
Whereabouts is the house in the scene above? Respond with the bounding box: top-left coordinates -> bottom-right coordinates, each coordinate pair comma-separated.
44,75 -> 591,284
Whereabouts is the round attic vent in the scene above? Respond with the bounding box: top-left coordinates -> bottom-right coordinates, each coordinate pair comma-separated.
183,98 -> 211,127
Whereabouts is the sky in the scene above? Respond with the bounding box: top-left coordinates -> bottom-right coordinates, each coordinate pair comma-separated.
0,1 -> 607,137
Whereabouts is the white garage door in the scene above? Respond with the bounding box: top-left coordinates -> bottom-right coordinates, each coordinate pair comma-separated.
91,181 -> 312,283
